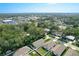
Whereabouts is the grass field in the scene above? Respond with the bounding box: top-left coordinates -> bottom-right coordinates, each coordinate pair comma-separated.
37,47 -> 47,56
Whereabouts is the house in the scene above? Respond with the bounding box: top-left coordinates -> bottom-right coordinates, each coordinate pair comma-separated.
61,35 -> 75,42
13,46 -> 31,56
43,39 -> 66,56
52,31 -> 62,37
32,39 -> 45,48
64,48 -> 79,56
43,40 -> 57,51
2,20 -> 17,24
58,25 -> 66,30
65,35 -> 75,41
50,44 -> 66,56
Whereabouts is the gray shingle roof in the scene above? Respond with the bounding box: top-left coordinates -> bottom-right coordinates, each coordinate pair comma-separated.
13,46 -> 31,56
32,39 -> 45,48
51,44 -> 66,56
43,40 -> 57,50
43,40 -> 66,56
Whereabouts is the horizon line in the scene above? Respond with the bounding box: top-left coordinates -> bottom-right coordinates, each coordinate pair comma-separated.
0,12 -> 79,14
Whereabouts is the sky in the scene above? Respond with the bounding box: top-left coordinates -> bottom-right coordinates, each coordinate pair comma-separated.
0,3 -> 79,13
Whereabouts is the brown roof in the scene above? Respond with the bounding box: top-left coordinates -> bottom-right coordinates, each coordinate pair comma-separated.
51,44 -> 66,56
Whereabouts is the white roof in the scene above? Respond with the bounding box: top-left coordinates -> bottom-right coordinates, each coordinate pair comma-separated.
44,28 -> 50,32
66,35 -> 75,40
3,20 -> 13,22
59,26 -> 66,30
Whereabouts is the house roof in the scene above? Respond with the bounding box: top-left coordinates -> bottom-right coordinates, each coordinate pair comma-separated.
64,48 -> 79,56
3,20 -> 14,22
32,39 -> 45,48
43,40 -> 57,50
43,40 -> 66,56
66,35 -> 75,40
13,46 -> 31,56
51,44 -> 66,56
44,28 -> 50,32
2,20 -> 17,24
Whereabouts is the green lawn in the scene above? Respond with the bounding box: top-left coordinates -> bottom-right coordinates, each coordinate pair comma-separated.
29,51 -> 39,56
44,39 -> 51,43
37,47 -> 47,56
45,51 -> 55,56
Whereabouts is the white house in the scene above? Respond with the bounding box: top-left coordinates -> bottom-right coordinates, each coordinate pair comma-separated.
2,20 -> 17,24
66,35 -> 75,40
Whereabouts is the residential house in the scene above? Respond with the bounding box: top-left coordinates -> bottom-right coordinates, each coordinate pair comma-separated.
13,46 -> 31,56
43,40 -> 57,51
64,48 -> 79,56
51,44 -> 66,56
32,39 -> 45,48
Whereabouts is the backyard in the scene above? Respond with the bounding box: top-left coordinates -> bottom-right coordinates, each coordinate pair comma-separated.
29,50 -> 39,56
37,47 -> 48,56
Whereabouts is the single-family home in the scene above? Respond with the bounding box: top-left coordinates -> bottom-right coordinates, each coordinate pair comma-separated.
13,46 -> 31,56
32,39 -> 45,48
64,48 -> 79,56
51,44 -> 66,56
65,35 -> 75,41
